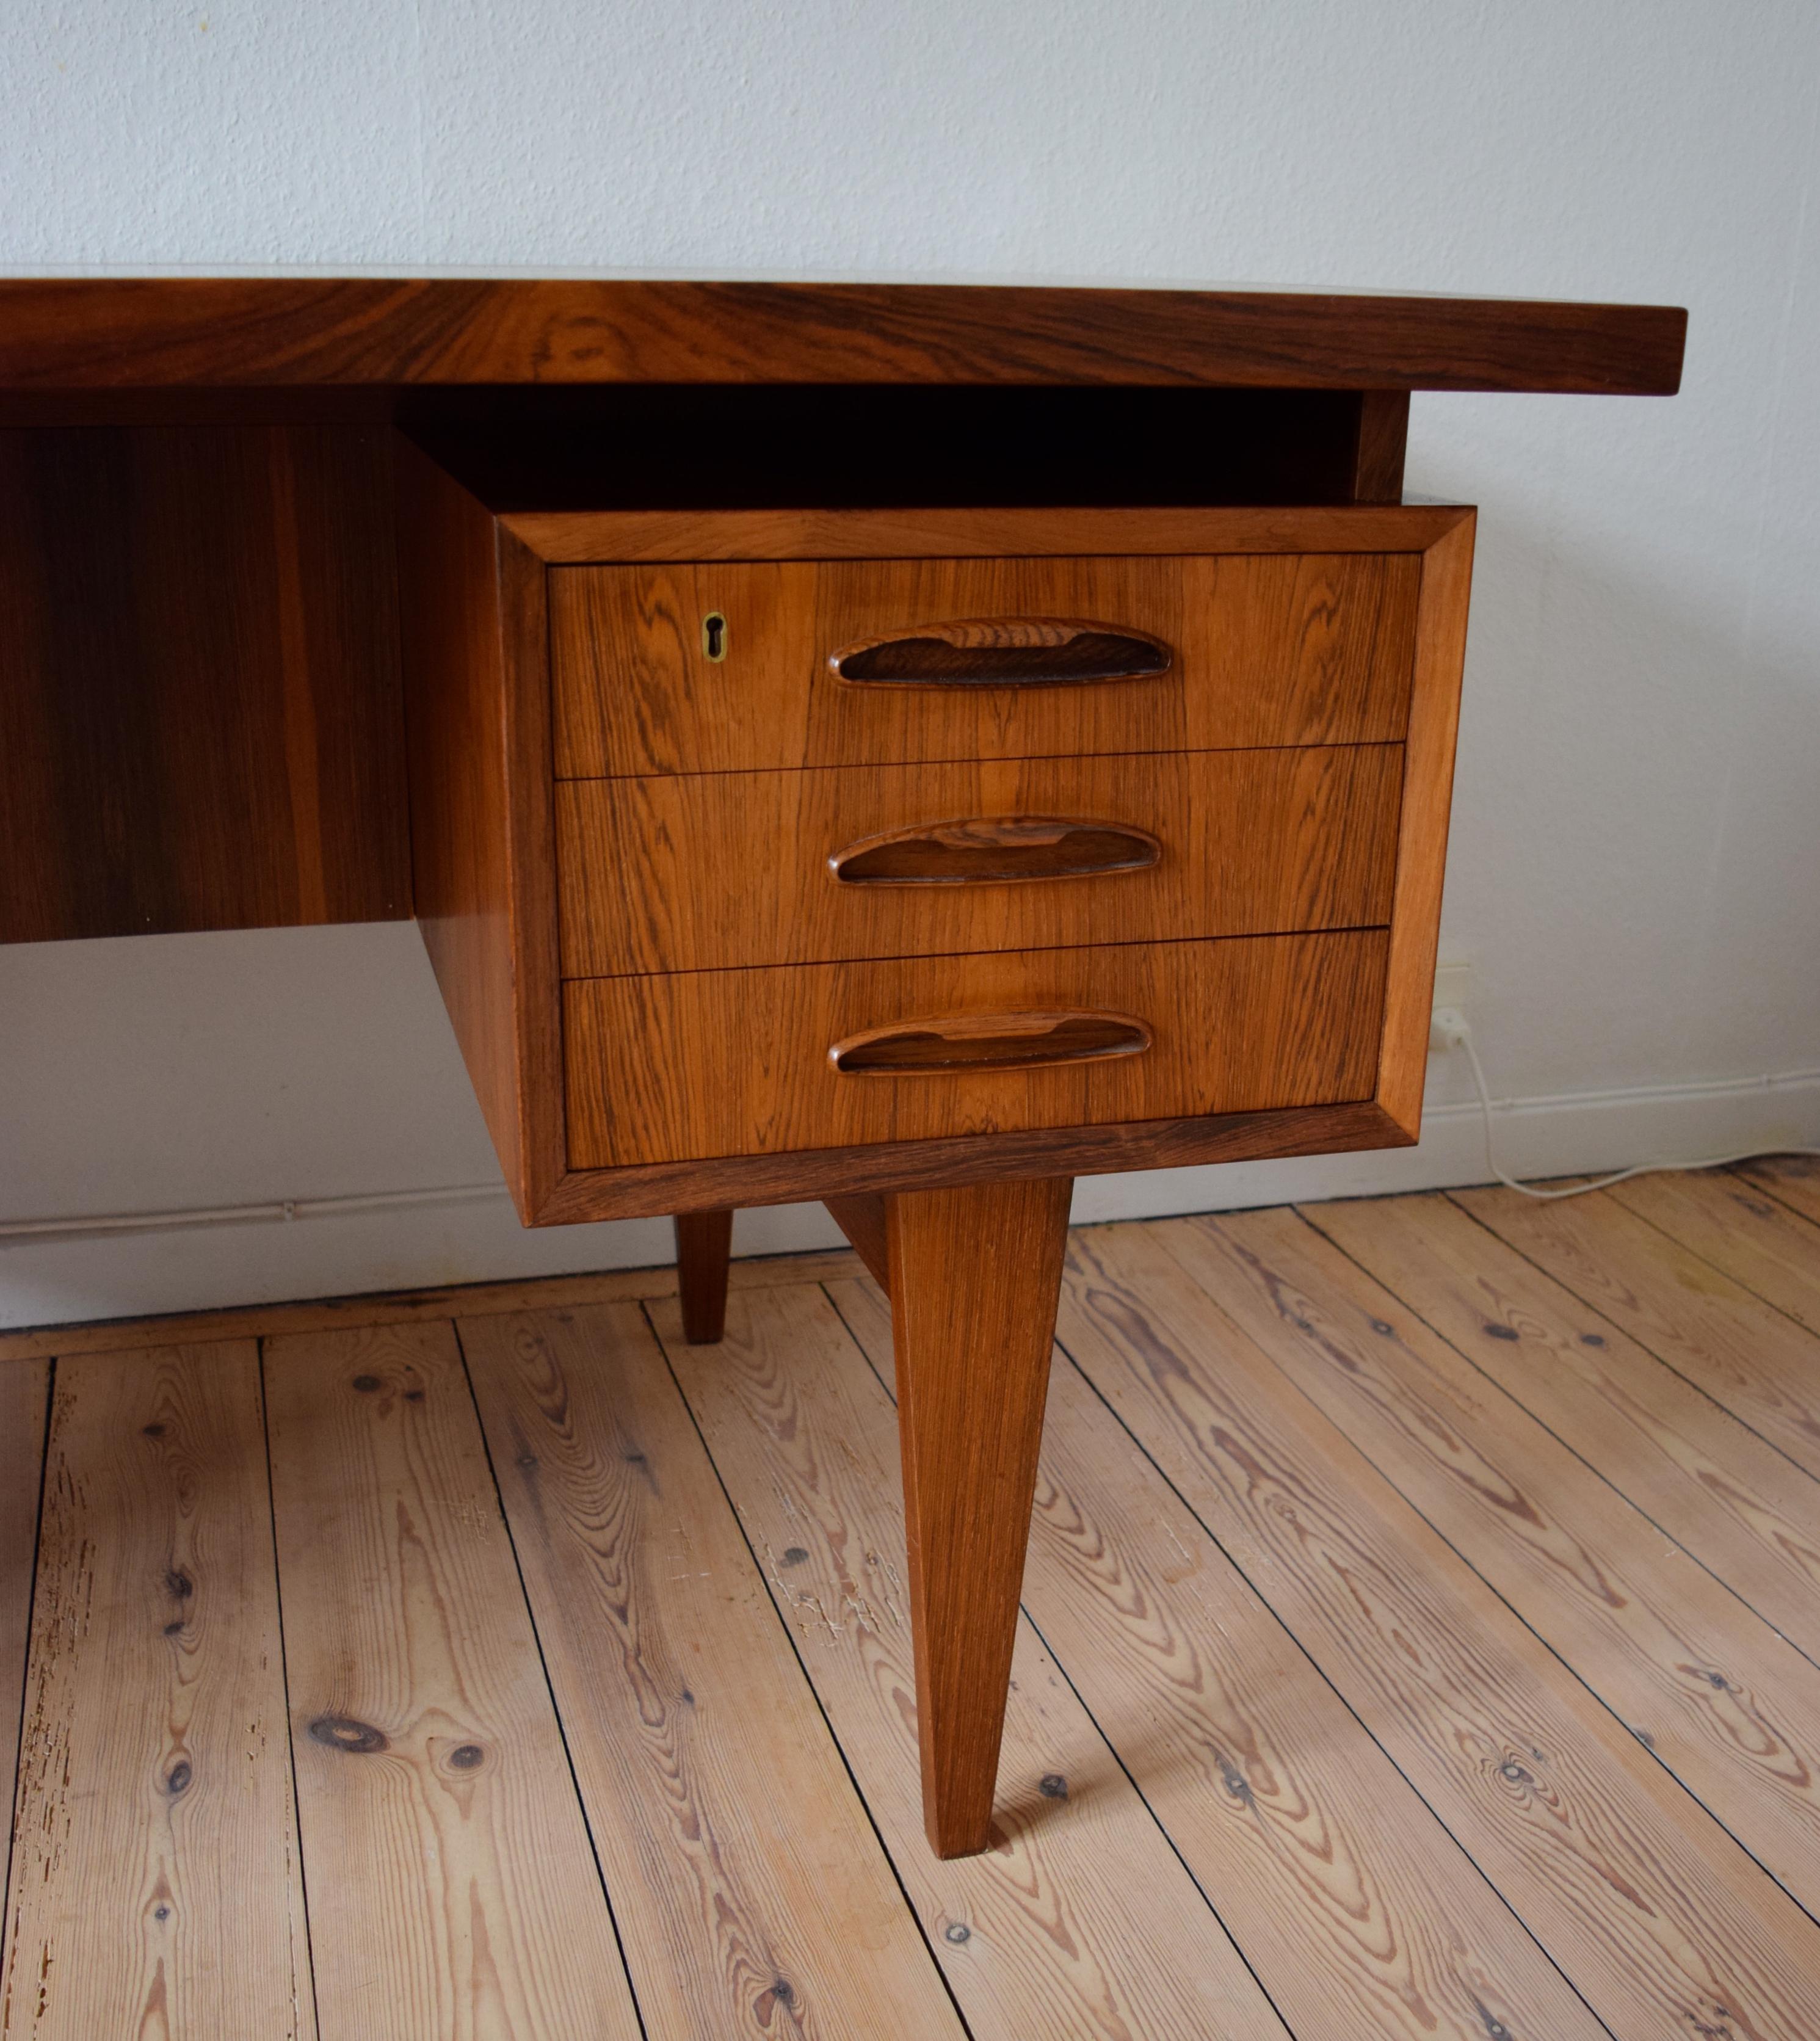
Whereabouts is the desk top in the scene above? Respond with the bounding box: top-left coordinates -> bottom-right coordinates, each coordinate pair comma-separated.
0,276 -> 1684,399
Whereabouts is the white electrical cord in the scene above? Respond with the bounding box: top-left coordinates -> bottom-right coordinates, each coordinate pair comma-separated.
1432,1008 -> 1820,1202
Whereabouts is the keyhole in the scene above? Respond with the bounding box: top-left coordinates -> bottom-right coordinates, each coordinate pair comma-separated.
702,611 -> 728,661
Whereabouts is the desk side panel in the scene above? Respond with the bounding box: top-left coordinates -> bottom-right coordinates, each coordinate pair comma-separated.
0,425 -> 409,942
397,438 -> 542,1214
1376,511 -> 1476,1135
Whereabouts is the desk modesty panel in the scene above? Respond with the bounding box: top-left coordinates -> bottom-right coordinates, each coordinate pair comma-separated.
396,459 -> 1476,1226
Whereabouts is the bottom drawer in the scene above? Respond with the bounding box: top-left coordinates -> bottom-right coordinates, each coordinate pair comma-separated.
564,929 -> 1388,1169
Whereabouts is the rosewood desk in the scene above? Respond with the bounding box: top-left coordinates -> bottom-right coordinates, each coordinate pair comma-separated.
0,278 -> 1685,1856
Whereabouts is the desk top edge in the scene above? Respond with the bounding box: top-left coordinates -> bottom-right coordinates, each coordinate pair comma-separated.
0,276 -> 1686,396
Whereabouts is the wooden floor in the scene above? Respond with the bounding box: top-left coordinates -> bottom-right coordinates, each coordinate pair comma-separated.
3,1158 -> 1820,2038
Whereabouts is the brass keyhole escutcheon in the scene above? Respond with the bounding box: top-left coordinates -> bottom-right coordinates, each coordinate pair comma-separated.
702,611 -> 728,661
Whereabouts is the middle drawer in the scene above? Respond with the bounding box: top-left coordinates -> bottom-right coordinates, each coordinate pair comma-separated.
557,743 -> 1402,976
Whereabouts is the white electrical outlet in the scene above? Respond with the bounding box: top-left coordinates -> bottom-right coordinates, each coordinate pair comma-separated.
1431,959 -> 1471,1013
1429,959 -> 1472,1053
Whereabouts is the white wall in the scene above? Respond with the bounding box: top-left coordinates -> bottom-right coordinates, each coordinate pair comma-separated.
2,1 -> 1818,1326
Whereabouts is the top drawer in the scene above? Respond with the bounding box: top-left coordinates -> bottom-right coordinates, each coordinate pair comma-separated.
549,550 -> 1421,778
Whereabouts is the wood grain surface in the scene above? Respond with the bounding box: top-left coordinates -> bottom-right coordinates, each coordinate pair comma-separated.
672,1208 -> 734,1343
831,1271 -> 1608,2041
660,1279 -> 1289,2039
1374,512 -> 1473,1134
1352,390 -> 1412,501
1608,1169 -> 1820,1336
886,1178 -> 1073,1854
460,1302 -> 959,2040
564,929 -> 1388,1169
1062,1220 -> 1820,2041
263,1321 -> 643,2041
1457,1183 -> 1820,1481
1314,1193 -> 1820,1668
1741,1155 -> 1820,1227
538,1100 -> 1409,1224
512,500 -> 1473,563
821,1194 -> 890,1286
0,276 -> 1688,394
1180,1204 -> 1820,1918
397,435 -> 527,1199
832,613 -> 1170,685
557,743 -> 1401,976
0,1360 -> 46,1967
6,1181 -> 1818,2039
830,813 -> 1163,886
4,1344 -> 314,2040
0,426 -> 407,943
552,548 -> 1422,777
397,439 -> 566,1220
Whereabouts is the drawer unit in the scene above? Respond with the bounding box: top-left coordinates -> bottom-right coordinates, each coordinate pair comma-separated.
564,929 -> 1388,1169
551,549 -> 1421,777
556,744 -> 1404,977
398,475 -> 1474,1224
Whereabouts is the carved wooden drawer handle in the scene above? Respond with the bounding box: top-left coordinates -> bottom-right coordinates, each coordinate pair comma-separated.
830,815 -> 1161,886
831,1009 -> 1152,1076
832,617 -> 1172,688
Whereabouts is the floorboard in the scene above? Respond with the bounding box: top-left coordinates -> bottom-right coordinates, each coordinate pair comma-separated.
1177,1203 -> 1820,1921
1739,1155 -> 1820,1228
461,1300 -> 960,2041
661,1278 -> 1291,2041
828,1273 -> 1603,2041
4,1343 -> 314,2040
1062,1220 -> 1820,2041
0,1360 -> 46,1970
1313,1192 -> 1820,1668
1609,1170 -> 1820,1335
1457,1183 -> 1820,1480
263,1322 -> 643,2041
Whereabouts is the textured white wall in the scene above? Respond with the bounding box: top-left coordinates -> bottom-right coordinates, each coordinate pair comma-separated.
2,1 -> 1818,1324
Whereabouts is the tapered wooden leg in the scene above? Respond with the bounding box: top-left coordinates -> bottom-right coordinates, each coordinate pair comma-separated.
823,1193 -> 890,1289
673,1209 -> 734,1344
886,1175 -> 1074,1857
